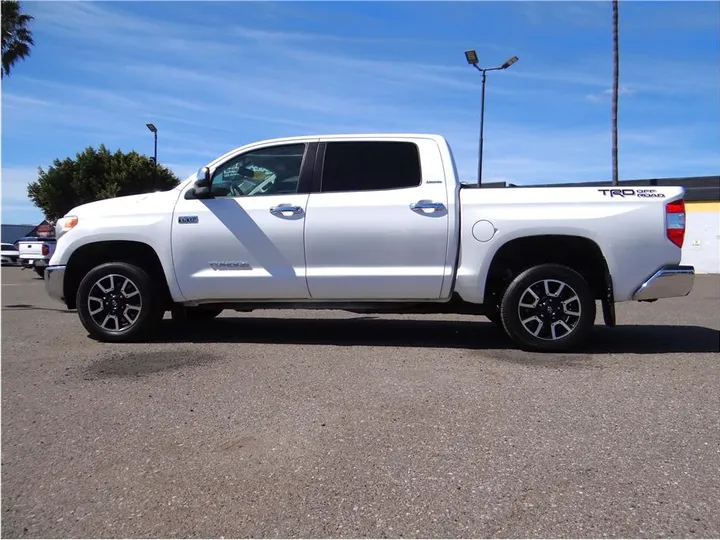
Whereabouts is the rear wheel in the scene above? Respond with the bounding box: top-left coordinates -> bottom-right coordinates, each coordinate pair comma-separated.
34,267 -> 45,278
500,263 -> 596,352
76,262 -> 164,342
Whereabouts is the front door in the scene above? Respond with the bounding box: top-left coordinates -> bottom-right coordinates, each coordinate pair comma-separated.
171,142 -> 316,302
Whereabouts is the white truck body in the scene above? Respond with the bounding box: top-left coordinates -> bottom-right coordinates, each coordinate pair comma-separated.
44,133 -> 694,351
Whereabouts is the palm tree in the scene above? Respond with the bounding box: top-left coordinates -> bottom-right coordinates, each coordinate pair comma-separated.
1,0 -> 35,78
611,0 -> 619,185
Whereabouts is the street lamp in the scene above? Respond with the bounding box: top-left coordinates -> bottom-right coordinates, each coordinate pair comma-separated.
464,50 -> 519,187
146,123 -> 157,178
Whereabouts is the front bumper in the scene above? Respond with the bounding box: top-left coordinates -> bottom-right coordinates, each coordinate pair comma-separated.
632,264 -> 695,301
44,265 -> 66,303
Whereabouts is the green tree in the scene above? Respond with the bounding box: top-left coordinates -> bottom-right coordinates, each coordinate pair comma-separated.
27,144 -> 181,222
1,0 -> 34,78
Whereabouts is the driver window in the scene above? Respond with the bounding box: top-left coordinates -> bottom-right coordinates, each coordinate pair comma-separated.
210,143 -> 307,198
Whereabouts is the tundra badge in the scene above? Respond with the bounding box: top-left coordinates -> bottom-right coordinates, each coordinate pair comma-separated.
209,261 -> 252,271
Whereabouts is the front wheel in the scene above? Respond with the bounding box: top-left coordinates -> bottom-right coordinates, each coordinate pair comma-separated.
500,264 -> 596,352
76,262 -> 165,342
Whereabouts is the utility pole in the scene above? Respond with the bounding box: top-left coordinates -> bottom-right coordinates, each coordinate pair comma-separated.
611,0 -> 620,186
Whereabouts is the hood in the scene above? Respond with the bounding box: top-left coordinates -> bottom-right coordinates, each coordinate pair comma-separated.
68,190 -> 174,217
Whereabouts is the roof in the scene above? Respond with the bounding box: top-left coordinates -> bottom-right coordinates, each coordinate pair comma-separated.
255,133 -> 446,143
208,133 -> 448,168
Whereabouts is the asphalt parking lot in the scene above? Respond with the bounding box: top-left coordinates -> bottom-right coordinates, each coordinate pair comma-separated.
2,267 -> 719,538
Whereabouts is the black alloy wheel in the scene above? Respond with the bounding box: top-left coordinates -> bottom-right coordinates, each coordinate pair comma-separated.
76,262 -> 164,341
500,263 -> 596,352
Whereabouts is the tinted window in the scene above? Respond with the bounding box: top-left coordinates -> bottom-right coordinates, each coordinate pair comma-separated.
211,143 -> 307,198
320,141 -> 422,193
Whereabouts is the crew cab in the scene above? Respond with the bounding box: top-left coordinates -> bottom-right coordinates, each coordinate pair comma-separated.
43,133 -> 694,352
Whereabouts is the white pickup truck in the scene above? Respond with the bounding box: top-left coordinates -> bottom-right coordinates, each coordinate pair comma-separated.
44,133 -> 694,352
18,236 -> 56,277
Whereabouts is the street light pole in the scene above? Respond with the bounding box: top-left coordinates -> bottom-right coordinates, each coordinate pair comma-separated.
464,51 -> 519,187
146,123 -> 158,179
478,68 -> 487,189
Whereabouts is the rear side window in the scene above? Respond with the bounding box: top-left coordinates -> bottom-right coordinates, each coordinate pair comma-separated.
320,141 -> 422,193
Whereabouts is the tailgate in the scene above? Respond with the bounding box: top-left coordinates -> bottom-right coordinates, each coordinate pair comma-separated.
19,241 -> 48,259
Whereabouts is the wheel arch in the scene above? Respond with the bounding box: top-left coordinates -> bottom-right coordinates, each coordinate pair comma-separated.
483,234 -> 614,324
64,240 -> 172,310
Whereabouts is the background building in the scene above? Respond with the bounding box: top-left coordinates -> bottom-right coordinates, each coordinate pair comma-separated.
1,220 -> 53,245
1,224 -> 37,244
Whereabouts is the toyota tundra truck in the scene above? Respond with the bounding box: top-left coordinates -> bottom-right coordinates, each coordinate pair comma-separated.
43,133 -> 694,352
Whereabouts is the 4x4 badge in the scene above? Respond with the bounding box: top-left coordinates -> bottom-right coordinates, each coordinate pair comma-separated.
178,215 -> 198,224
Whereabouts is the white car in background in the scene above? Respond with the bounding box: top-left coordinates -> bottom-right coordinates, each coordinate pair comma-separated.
1,242 -> 20,266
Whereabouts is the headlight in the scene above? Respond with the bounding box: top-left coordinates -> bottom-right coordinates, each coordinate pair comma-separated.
55,215 -> 79,239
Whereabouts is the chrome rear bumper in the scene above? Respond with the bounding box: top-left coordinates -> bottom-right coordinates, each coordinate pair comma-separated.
632,264 -> 695,301
44,265 -> 66,303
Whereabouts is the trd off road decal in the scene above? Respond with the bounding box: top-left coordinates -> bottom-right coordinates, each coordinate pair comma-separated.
597,188 -> 666,198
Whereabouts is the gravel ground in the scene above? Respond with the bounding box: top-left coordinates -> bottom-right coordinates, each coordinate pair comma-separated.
2,267 -> 719,538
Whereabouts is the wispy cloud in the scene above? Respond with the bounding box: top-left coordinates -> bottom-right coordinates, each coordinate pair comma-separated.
1,167 -> 38,201
586,85 -> 636,102
513,1 -> 610,30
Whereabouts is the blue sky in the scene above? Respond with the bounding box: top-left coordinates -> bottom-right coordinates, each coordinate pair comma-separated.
2,0 -> 718,224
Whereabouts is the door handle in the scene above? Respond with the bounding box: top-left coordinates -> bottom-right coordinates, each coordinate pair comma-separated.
410,200 -> 445,211
270,204 -> 303,215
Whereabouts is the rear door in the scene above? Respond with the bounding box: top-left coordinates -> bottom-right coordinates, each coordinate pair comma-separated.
303,138 -> 451,300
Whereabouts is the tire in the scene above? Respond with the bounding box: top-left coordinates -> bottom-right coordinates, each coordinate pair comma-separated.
34,267 -> 45,278
500,263 -> 596,352
76,262 -> 165,342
